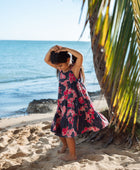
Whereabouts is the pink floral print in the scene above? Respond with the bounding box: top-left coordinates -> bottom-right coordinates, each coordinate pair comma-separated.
51,66 -> 109,137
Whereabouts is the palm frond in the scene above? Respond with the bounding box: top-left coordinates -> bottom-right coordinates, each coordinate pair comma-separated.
82,0 -> 140,137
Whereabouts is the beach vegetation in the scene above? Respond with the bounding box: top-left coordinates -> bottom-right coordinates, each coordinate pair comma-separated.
81,0 -> 140,144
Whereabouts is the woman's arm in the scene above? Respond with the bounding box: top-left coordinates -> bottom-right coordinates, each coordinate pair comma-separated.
44,45 -> 60,68
66,47 -> 83,67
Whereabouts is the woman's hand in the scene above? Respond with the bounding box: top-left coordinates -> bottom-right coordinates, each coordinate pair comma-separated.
56,46 -> 67,53
49,45 -> 63,53
49,45 -> 59,52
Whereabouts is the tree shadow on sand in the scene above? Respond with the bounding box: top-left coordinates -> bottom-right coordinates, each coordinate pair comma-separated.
1,120 -> 140,170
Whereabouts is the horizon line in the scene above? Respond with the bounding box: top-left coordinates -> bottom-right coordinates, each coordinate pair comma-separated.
0,39 -> 90,42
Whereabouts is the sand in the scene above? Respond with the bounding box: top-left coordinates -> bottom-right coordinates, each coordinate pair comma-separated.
0,98 -> 140,170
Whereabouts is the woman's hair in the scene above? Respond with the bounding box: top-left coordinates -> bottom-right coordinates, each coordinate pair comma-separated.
50,51 -> 85,83
50,51 -> 70,64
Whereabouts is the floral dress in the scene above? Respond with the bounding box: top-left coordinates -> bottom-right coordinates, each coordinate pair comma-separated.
51,66 -> 109,137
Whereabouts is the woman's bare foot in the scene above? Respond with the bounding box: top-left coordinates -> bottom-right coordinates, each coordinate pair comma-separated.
57,145 -> 68,154
60,154 -> 77,161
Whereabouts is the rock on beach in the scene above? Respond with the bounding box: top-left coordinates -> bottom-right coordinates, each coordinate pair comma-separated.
26,90 -> 102,114
27,99 -> 57,114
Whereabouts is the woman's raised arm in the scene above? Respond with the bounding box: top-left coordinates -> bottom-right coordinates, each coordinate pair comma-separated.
44,45 -> 60,68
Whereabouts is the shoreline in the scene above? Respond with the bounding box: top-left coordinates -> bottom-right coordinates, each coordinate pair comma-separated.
0,91 -> 108,130
0,90 -> 103,120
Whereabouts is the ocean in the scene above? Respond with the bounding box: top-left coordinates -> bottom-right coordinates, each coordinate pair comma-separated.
0,40 -> 100,119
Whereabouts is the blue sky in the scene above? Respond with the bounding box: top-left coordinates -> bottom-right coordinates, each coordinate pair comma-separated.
0,0 -> 90,41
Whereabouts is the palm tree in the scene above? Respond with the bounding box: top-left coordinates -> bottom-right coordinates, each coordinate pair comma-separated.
81,0 -> 140,141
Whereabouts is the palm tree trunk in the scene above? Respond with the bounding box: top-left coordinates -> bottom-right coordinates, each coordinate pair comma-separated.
89,4 -> 113,114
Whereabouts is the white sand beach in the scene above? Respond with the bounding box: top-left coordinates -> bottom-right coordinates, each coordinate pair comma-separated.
0,98 -> 140,170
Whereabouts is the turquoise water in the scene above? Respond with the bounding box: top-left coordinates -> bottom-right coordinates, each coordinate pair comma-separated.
0,40 -> 100,118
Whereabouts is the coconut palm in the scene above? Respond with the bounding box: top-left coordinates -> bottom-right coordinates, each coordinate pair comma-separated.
81,0 -> 140,140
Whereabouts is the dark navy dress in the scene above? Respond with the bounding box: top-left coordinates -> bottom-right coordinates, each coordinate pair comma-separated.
51,66 -> 109,137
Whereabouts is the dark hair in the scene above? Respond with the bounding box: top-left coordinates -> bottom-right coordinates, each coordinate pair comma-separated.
50,51 -> 85,83
50,51 -> 70,64
50,51 -> 77,65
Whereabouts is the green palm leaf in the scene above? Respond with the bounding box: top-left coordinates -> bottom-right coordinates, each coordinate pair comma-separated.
82,0 -> 140,137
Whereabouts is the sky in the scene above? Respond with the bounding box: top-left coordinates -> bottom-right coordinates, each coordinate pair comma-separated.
0,0 -> 90,41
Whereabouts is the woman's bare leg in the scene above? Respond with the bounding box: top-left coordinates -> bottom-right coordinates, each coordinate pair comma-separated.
60,137 -> 77,161
58,137 -> 68,153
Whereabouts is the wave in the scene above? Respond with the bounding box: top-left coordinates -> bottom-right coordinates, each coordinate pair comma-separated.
0,75 -> 55,84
